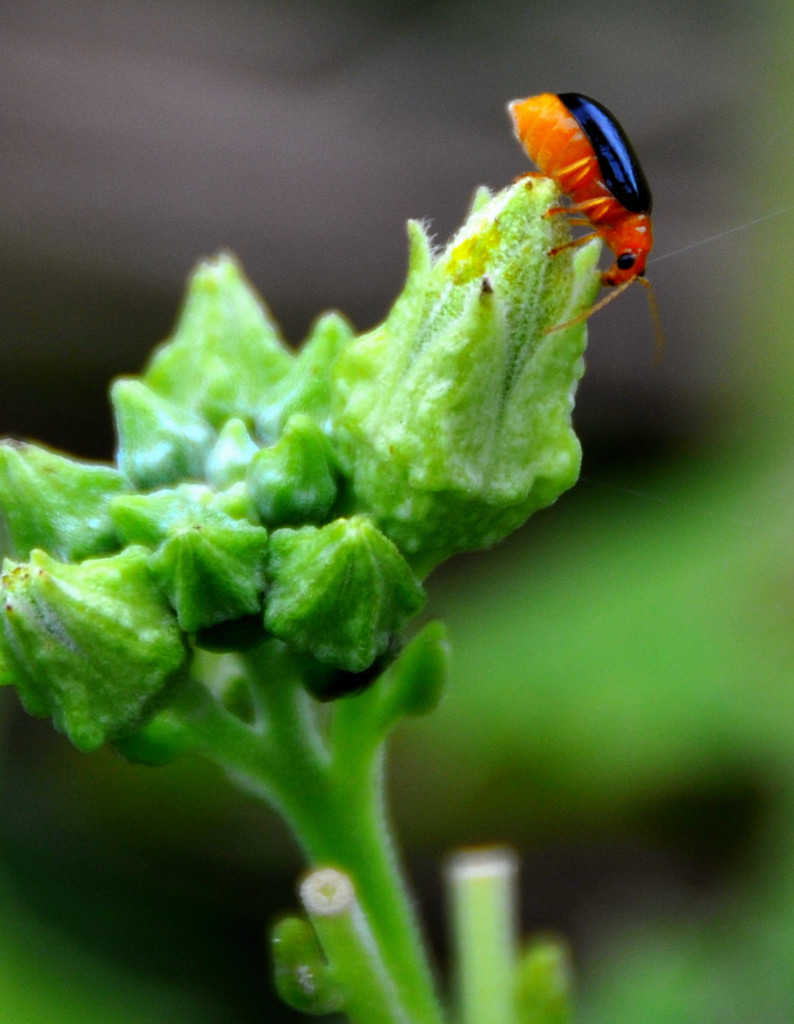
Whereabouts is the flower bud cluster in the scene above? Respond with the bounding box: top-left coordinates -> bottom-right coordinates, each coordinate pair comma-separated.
0,179 -> 599,750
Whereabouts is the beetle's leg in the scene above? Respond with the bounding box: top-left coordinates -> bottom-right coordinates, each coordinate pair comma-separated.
548,231 -> 599,256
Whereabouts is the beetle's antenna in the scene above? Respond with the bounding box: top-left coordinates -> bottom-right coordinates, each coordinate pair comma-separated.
545,275 -> 665,362
545,277 -> 635,333
635,275 -> 665,364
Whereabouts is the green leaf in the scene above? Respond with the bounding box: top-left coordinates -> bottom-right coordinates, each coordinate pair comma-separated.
0,547 -> 188,751
0,441 -> 129,561
143,253 -> 293,428
264,516 -> 426,673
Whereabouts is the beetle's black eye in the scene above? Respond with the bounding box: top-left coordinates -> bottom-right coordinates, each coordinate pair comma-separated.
617,253 -> 636,271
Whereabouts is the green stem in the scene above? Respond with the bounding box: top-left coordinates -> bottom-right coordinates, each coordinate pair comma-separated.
446,847 -> 519,1024
285,746 -> 442,1024
299,867 -> 410,1024
270,704 -> 445,1024
181,659 -> 446,1024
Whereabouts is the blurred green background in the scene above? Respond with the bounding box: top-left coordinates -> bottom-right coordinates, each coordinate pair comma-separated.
1,0 -> 793,1021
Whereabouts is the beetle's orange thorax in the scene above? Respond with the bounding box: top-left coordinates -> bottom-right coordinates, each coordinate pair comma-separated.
599,212 -> 653,285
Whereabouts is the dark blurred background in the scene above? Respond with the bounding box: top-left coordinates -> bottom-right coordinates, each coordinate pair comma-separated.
1,1 -> 793,1022
0,0 -> 762,460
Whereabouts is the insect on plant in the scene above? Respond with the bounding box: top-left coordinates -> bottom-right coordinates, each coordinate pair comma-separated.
509,91 -> 661,341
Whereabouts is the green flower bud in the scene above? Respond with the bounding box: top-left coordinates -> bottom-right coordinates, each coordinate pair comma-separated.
332,178 -> 601,570
300,620 -> 449,710
148,515 -> 269,633
111,486 -> 268,632
112,379 -> 216,490
194,613 -> 268,653
264,516 -> 425,672
515,938 -> 573,1024
143,253 -> 293,429
110,484 -> 219,547
205,418 -> 260,489
113,708 -> 194,766
297,639 -> 399,703
208,481 -> 253,522
248,414 -> 338,527
256,311 -> 354,443
0,440 -> 129,561
0,547 -> 187,751
271,915 -> 345,1015
0,176 -> 601,748
376,620 -> 449,720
